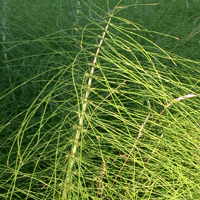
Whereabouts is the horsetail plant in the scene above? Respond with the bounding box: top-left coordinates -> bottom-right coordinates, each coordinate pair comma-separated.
1,1 -> 200,199
62,2 -> 121,197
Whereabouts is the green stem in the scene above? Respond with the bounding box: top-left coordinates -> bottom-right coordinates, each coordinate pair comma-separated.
62,2 -> 121,198
67,15 -> 112,184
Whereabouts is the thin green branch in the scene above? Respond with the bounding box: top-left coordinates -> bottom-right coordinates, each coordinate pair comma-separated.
112,100 -> 151,185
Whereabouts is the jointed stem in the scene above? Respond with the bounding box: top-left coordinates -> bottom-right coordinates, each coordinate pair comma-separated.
112,100 -> 151,185
112,94 -> 197,185
62,4 -> 121,197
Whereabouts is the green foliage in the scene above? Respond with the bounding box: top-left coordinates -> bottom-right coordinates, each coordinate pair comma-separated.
0,0 -> 200,199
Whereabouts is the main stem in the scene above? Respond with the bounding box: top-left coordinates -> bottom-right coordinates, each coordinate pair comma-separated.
67,17 -> 112,183
62,10 -> 116,198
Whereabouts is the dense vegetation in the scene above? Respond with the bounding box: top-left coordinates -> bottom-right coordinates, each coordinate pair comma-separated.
0,0 -> 200,199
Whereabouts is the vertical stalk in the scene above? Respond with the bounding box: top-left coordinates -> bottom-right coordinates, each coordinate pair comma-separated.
2,0 -> 15,102
76,0 -> 80,22
74,0 -> 80,45
62,2 -> 121,198
67,16 -> 112,184
2,1 -> 7,61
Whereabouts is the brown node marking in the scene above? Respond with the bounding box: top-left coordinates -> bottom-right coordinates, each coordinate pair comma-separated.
84,97 -> 88,103
74,138 -> 79,143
